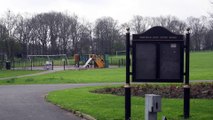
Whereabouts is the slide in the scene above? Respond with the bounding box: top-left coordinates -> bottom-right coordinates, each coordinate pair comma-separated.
83,58 -> 93,68
95,58 -> 105,68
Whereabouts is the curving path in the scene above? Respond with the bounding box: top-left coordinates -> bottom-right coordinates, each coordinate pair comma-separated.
0,83 -> 121,120
0,81 -> 212,120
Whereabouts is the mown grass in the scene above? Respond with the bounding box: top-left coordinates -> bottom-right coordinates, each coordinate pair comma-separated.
47,85 -> 213,120
110,51 -> 213,80
0,68 -> 125,84
0,70 -> 42,78
0,51 -> 212,85
190,51 -> 213,80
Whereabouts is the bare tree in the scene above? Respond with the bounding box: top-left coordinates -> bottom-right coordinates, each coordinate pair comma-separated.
0,10 -> 20,59
1,11 -> 213,58
150,16 -> 186,34
187,16 -> 208,51
130,15 -> 151,34
25,12 -> 80,55
94,17 -> 121,54
0,24 -> 8,55
77,21 -> 93,54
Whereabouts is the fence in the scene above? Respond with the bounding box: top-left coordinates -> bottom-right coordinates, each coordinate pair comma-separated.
109,58 -> 126,67
0,59 -> 76,71
1,57 -> 128,70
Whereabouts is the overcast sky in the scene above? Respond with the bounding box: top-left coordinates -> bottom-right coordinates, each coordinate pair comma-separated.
0,0 -> 212,23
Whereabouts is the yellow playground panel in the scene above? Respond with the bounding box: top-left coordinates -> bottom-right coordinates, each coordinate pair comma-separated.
95,57 -> 105,68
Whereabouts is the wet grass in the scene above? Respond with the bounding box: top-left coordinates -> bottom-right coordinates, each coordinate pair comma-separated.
0,70 -> 42,78
0,51 -> 212,85
0,68 -> 124,84
47,85 -> 213,120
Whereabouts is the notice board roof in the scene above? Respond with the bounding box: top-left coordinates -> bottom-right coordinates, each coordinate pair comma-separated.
133,26 -> 184,41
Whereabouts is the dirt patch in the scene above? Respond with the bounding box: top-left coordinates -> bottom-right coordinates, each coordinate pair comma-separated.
92,83 -> 213,99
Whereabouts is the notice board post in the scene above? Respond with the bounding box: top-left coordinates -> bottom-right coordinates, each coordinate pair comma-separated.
125,28 -> 131,120
184,28 -> 191,119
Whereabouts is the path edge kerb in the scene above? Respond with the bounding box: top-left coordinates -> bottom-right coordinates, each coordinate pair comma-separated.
44,95 -> 96,120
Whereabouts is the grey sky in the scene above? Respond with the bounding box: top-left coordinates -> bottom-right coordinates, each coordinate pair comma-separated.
0,0 -> 212,23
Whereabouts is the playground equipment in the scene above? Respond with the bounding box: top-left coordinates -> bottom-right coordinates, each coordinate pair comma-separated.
45,61 -> 52,70
74,54 -> 80,67
74,54 -> 108,68
94,57 -> 105,68
83,57 -> 93,68
27,54 -> 68,61
27,54 -> 68,70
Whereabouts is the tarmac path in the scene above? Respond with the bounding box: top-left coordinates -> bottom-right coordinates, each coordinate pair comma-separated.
0,83 -> 121,120
0,81 -> 212,120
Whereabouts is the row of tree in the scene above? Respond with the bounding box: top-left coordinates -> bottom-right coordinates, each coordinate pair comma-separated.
0,11 -> 213,60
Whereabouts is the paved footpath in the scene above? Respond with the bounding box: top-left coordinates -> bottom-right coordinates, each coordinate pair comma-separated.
0,70 -> 62,80
0,83 -> 120,120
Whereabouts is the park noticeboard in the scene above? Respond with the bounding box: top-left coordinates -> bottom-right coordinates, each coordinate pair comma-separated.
132,26 -> 184,82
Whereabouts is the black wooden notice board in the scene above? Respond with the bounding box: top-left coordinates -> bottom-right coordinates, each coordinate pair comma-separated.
132,26 -> 184,82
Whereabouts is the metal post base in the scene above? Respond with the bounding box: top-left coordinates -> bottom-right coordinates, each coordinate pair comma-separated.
183,85 -> 190,119
125,84 -> 131,120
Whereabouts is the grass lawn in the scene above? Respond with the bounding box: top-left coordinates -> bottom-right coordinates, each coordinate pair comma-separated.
47,85 -> 213,120
190,51 -> 213,80
0,51 -> 212,85
0,68 -> 124,84
109,51 -> 213,80
0,70 -> 42,78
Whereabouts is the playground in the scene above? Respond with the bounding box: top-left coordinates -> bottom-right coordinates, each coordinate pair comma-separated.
0,53 -> 124,71
73,54 -> 109,68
